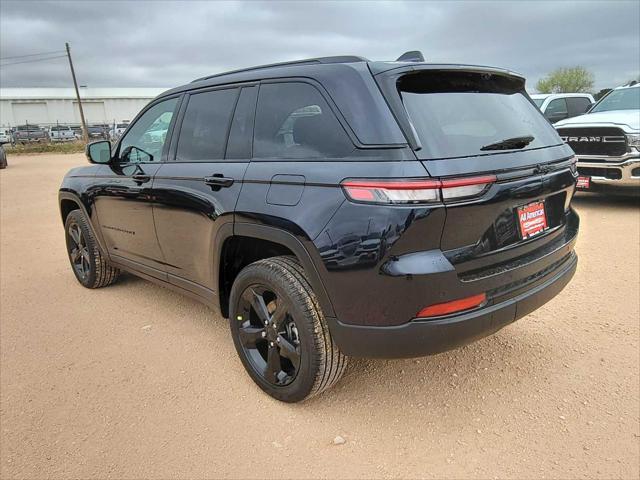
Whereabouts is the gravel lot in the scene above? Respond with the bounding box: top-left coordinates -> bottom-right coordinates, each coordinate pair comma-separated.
1,153 -> 639,479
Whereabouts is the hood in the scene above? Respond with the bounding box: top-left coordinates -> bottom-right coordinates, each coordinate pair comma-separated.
554,109 -> 639,131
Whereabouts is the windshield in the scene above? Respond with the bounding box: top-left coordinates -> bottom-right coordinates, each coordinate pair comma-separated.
399,71 -> 561,159
591,87 -> 640,113
532,98 -> 545,107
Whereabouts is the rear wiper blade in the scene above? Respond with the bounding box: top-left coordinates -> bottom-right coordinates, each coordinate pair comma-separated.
480,135 -> 535,151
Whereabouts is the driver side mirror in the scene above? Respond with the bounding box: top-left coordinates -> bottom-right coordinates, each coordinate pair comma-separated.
120,145 -> 153,163
86,140 -> 111,164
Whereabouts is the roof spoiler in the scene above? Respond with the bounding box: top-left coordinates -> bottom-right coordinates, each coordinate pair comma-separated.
396,51 -> 425,63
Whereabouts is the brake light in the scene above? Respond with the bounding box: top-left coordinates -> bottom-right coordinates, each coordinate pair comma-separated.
440,175 -> 497,201
341,175 -> 496,204
341,179 -> 440,204
416,293 -> 487,318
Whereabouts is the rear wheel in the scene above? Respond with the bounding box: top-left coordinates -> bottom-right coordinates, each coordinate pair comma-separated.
64,209 -> 120,288
229,256 -> 347,402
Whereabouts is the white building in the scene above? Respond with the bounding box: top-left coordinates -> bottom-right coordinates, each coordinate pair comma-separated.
0,87 -> 168,127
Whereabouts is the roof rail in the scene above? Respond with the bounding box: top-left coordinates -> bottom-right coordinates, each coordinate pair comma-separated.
192,55 -> 369,83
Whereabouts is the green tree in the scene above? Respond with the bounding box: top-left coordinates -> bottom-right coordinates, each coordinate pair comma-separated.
594,88 -> 612,101
536,67 -> 594,93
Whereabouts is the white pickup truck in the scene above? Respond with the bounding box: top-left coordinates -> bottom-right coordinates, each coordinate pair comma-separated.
531,93 -> 594,124
48,125 -> 76,142
555,83 -> 639,192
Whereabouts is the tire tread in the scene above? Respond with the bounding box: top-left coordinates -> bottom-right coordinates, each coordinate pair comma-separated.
261,256 -> 347,399
66,210 -> 120,288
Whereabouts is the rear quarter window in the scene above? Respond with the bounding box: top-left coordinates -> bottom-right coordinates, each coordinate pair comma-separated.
253,82 -> 354,159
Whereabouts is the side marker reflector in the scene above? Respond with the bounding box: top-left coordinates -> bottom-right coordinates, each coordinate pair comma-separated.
417,293 -> 487,318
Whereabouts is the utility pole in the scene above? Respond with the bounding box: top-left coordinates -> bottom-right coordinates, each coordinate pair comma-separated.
66,42 -> 88,143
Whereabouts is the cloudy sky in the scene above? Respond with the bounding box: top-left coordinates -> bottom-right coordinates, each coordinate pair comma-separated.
1,0 -> 638,92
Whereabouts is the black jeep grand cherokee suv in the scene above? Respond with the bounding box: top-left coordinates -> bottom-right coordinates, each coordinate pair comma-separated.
59,52 -> 579,402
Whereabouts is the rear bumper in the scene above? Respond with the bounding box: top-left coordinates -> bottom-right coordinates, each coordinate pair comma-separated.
327,251 -> 577,358
577,153 -> 640,188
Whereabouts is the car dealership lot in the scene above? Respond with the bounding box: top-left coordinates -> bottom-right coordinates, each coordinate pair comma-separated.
1,153 -> 638,479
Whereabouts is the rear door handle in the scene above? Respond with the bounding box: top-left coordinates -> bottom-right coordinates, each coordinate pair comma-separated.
204,175 -> 234,188
132,174 -> 151,184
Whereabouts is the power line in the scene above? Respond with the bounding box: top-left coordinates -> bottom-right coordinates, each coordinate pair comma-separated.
0,50 -> 66,61
0,55 -> 68,67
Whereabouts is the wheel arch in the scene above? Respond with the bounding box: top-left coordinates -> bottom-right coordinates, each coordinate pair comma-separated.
217,223 -> 335,319
58,190 -> 108,257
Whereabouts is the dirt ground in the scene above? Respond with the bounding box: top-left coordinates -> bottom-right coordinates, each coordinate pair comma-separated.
1,153 -> 639,480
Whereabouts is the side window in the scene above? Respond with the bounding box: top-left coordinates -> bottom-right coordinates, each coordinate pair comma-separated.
566,97 -> 592,116
119,98 -> 178,163
254,82 -> 353,159
226,86 -> 258,159
545,98 -> 568,119
176,88 -> 238,162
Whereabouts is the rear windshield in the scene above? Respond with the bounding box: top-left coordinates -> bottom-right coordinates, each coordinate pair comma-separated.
399,71 -> 562,160
591,87 -> 639,113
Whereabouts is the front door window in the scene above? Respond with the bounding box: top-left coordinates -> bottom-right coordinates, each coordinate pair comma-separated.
118,98 -> 178,163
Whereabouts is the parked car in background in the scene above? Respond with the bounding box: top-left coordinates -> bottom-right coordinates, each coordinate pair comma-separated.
555,83 -> 639,192
69,126 -> 83,140
13,124 -> 49,144
87,125 -> 109,140
109,122 -> 129,141
49,125 -> 76,142
0,128 -> 12,145
531,93 -> 595,124
60,52 -> 579,402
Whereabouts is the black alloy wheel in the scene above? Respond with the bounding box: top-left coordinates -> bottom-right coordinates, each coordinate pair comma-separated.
229,256 -> 347,403
64,209 -> 120,288
67,222 -> 91,281
235,285 -> 302,386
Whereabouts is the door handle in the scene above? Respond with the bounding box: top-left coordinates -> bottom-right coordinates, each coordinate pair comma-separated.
204,175 -> 234,188
132,174 -> 151,184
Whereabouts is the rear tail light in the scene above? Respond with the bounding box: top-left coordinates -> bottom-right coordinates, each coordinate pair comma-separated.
341,179 -> 440,204
341,175 -> 496,205
440,175 -> 497,201
416,293 -> 487,318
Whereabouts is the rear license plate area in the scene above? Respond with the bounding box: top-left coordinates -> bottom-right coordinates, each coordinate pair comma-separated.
517,201 -> 548,240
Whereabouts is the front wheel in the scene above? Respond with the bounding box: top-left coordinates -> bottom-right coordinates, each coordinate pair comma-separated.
64,209 -> 120,288
229,256 -> 347,403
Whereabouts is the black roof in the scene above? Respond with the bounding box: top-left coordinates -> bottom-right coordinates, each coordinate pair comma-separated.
191,55 -> 369,83
157,50 -> 523,99
155,53 -> 525,147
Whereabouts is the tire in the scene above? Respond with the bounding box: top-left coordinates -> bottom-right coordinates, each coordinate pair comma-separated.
0,146 -> 7,169
229,256 -> 347,402
64,209 -> 120,288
